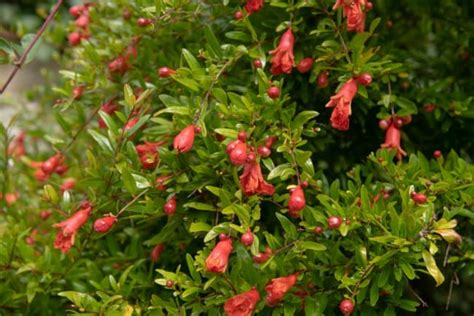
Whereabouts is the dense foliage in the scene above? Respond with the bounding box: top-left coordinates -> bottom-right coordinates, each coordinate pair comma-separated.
0,0 -> 473,315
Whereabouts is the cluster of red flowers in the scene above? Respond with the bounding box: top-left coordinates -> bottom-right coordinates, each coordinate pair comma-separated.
226,133 -> 275,196
108,38 -> 139,76
30,153 -> 68,182
222,273 -> 300,315
68,2 -> 93,46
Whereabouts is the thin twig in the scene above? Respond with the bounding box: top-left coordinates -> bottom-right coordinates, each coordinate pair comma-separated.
0,0 -> 63,94
192,53 -> 244,124
117,189 -> 150,217
445,272 -> 459,311
408,285 -> 428,308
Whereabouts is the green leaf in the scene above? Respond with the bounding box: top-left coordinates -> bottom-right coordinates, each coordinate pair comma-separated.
297,241 -> 327,252
422,250 -> 445,286
184,202 -> 216,211
395,97 -> 418,114
182,49 -> 202,73
225,31 -> 251,42
98,111 -> 118,133
291,111 -> 319,129
189,222 -> 211,233
43,184 -> 58,204
268,164 -> 295,180
214,128 -> 238,139
58,292 -> 100,312
186,254 -> 201,283
275,213 -> 298,240
204,25 -> 223,58
87,130 -> 114,154
369,17 -> 382,34
172,76 -> 201,92
124,84 -> 136,108
132,174 -> 151,188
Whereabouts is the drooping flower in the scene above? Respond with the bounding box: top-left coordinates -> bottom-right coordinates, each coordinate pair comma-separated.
245,0 -> 264,15
173,125 -> 195,153
288,186 -> 306,218
269,28 -> 295,75
381,122 -> 406,160
224,287 -> 261,316
53,204 -> 92,253
333,0 -> 368,33
205,239 -> 233,273
325,78 -> 358,131
239,161 -> 275,196
265,274 -> 298,306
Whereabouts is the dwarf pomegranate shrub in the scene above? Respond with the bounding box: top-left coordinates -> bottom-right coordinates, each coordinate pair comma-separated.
0,0 -> 473,315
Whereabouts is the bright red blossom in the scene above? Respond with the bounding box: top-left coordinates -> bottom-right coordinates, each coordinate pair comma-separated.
288,186 -> 306,217
333,0 -> 368,33
224,287 -> 260,316
94,215 -> 117,233
269,28 -> 295,75
205,239 -> 233,273
381,122 -> 407,160
239,161 -> 275,196
173,125 -> 195,153
136,142 -> 161,170
53,204 -> 92,253
229,142 -> 248,166
325,78 -> 358,131
265,274 -> 298,306
245,0 -> 264,15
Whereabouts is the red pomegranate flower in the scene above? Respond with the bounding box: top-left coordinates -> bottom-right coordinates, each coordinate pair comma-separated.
136,142 -> 162,170
265,274 -> 298,306
205,239 -> 233,273
239,161 -> 275,196
224,287 -> 260,316
333,0 -> 368,33
94,215 -> 117,233
269,28 -> 295,75
173,125 -> 195,153
325,78 -> 358,131
245,0 -> 264,15
53,204 -> 92,253
288,185 -> 306,217
381,121 -> 407,160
